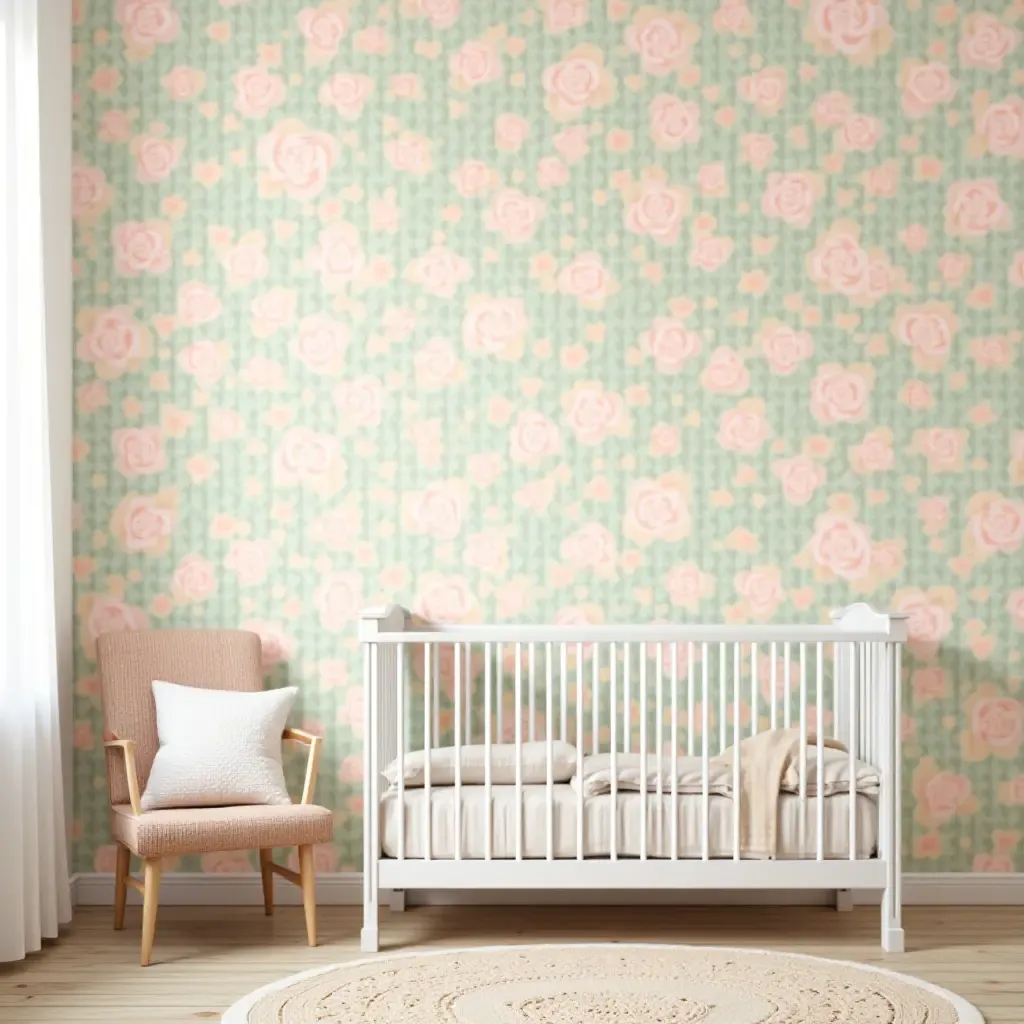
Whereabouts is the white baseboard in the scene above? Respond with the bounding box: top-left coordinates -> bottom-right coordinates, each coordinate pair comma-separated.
71,871 -> 1024,908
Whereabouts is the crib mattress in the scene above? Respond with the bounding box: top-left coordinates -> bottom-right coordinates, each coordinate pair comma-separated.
380,784 -> 878,861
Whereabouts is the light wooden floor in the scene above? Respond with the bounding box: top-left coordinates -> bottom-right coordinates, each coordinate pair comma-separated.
1,904 -> 1021,1022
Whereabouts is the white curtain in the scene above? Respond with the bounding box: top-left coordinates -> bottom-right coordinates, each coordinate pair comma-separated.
0,0 -> 73,962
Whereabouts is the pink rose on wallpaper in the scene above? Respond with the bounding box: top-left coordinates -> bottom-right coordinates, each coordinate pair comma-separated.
562,381 -> 630,445
404,0 -> 461,30
461,296 -> 529,360
624,181 -> 690,244
111,493 -> 176,556
700,347 -> 749,395
718,402 -> 770,455
75,306 -> 152,379
553,125 -> 590,163
250,287 -> 296,338
384,131 -> 433,176
937,252 -> 971,287
113,426 -> 166,478
170,554 -> 216,605
891,303 -> 958,371
509,410 -> 562,464
738,66 -> 787,115
112,220 -> 172,276
307,222 -> 366,292
224,540 -> 274,586
900,224 -> 929,253
333,376 -> 385,431
849,428 -> 894,474
734,566 -> 785,622
911,428 -> 968,473
624,8 -> 699,77
239,620 -> 295,670
835,113 -> 882,152
233,65 -> 286,118
542,45 -> 615,119
918,496 -> 950,536
100,109 -> 136,144
404,245 -> 472,298
759,321 -> 814,375
218,231 -> 270,288
483,189 -> 546,244
81,596 -> 149,658
970,335 -> 1014,370
809,363 -> 874,424
413,337 -> 462,388
132,134 -> 184,184
175,281 -> 221,326
649,423 -> 680,456
273,427 -> 344,495
921,772 -> 973,824
958,12 -> 1019,72
414,573 -> 478,623
648,94 -> 701,150
72,163 -> 112,224
689,234 -> 733,272
1007,590 -> 1024,630
257,120 -> 337,201
945,179 -> 1012,237
665,562 -> 714,609
900,61 -> 957,119
77,381 -> 109,415
713,0 -> 754,36
463,529 -> 508,574
561,523 -> 616,576
978,96 -> 1024,158
739,133 -> 776,170
537,156 -> 570,189
810,512 -> 872,581
862,160 -> 899,198
805,0 -> 892,62
697,162 -> 728,197
557,251 -> 617,307
296,3 -> 348,64
115,0 -> 180,49
449,38 -> 503,91
1010,252 -> 1024,288
542,0 -> 588,33
450,159 -> 498,197
407,480 -> 469,540
971,697 -> 1023,755
639,317 -> 701,374
912,666 -> 948,703
893,587 -> 955,658
318,73 -> 374,118
623,473 -> 691,546
291,314 -> 350,375
772,456 -> 827,507
969,493 -> 1024,556
761,172 -> 820,228
389,73 -> 423,101
178,340 -> 227,388
161,65 -> 205,101
208,409 -> 245,442
807,225 -> 893,303
494,113 -> 530,152
899,380 -> 934,410
314,572 -> 363,631
811,90 -> 854,128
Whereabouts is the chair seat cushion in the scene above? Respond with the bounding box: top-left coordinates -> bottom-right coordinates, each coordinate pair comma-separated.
111,802 -> 333,857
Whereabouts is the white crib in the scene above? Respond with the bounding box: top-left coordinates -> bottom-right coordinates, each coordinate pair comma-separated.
360,603 -> 908,953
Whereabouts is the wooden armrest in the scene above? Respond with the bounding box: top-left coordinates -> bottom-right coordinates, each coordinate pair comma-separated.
283,729 -> 322,805
104,738 -> 142,815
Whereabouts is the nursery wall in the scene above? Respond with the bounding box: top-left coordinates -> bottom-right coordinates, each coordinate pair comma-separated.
71,0 -> 1023,874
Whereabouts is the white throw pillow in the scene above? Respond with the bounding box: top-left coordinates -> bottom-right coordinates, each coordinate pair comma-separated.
141,680 -> 297,811
384,741 -> 578,788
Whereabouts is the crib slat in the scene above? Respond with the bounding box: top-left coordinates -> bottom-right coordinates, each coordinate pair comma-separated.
546,642 -> 554,862
464,643 -> 472,745
576,642 -> 584,862
784,641 -> 791,729
591,641 -> 599,756
670,641 -> 678,860
528,642 -> 536,743
718,641 -> 726,755
732,642 -> 741,862
750,643 -> 758,738
816,641 -> 824,862
496,641 -> 503,743
610,642 -> 618,861
397,643 -> 405,861
799,642 -> 807,856
770,641 -> 778,730
424,642 -> 432,861
656,642 -> 663,847
687,642 -> 695,756
639,642 -> 647,862
624,642 -> 631,754
701,642 -> 710,861
484,640 -> 492,862
454,642 -> 462,861
850,641 -> 859,861
560,642 -> 568,744
515,641 -> 523,861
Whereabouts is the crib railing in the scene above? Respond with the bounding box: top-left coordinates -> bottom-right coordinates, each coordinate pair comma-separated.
360,604 -> 909,953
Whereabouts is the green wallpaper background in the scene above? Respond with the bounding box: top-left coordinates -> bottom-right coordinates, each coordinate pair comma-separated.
71,0 -> 1023,875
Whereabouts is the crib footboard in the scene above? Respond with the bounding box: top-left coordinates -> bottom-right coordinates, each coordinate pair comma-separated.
360,603 -> 907,953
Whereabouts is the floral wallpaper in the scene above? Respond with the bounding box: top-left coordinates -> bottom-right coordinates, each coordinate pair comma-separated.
71,0 -> 1023,876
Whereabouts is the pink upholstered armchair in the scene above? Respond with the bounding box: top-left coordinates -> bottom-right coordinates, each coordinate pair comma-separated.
97,629 -> 333,966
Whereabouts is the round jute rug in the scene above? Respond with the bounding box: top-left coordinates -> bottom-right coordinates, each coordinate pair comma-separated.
222,943 -> 984,1023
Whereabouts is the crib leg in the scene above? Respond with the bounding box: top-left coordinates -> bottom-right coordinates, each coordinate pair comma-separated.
361,890 -> 380,953
881,886 -> 904,953
835,889 -> 854,912
388,889 -> 406,913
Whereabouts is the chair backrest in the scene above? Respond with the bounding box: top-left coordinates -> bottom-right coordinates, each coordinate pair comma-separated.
97,629 -> 263,806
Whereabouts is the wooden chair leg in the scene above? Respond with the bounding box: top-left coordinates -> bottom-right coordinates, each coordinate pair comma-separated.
113,844 -> 131,931
298,845 -> 316,947
140,858 -> 162,967
259,849 -> 274,916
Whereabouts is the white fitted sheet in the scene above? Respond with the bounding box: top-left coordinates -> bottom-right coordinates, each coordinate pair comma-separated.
380,784 -> 878,861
